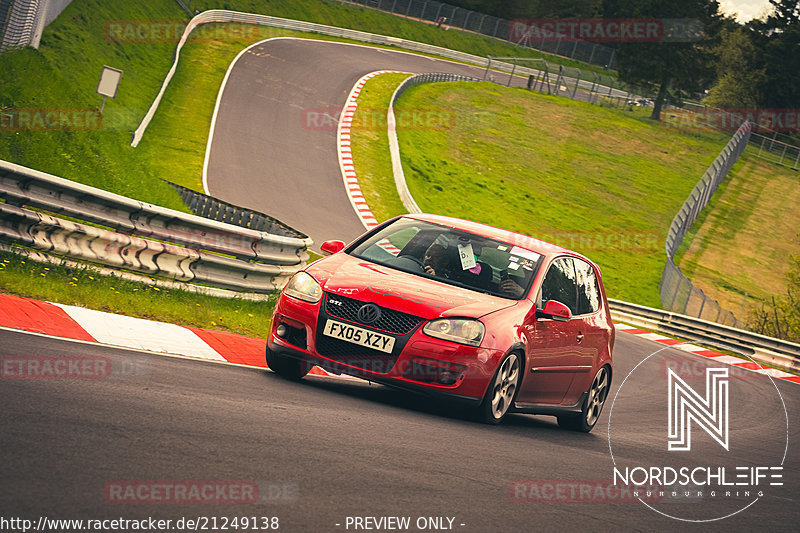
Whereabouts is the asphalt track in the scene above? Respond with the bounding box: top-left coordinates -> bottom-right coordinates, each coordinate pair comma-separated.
2,39 -> 798,532
204,39 -> 524,247
1,329 -> 798,531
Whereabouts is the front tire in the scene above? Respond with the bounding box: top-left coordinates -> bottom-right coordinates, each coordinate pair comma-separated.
266,345 -> 311,380
477,351 -> 521,424
558,365 -> 610,433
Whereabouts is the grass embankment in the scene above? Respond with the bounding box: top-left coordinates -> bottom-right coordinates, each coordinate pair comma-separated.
675,155 -> 800,315
350,77 -> 730,306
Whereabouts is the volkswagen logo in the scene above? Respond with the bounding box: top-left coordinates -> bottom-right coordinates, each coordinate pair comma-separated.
357,303 -> 382,325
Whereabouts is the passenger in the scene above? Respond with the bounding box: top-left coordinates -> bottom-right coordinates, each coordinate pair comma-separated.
499,277 -> 525,298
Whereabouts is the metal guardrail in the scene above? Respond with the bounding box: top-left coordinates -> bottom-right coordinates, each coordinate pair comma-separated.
0,159 -> 311,293
660,122 -> 752,327
609,299 -> 800,373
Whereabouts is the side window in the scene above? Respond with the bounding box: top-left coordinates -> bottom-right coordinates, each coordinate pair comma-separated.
575,259 -> 601,315
540,257 -> 578,314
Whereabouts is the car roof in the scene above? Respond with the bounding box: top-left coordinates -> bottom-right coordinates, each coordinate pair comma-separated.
404,213 -> 593,263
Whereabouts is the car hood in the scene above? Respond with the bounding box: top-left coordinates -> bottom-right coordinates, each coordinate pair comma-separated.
307,253 -> 518,320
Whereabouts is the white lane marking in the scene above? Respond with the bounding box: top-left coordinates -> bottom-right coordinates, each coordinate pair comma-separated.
52,303 -> 225,361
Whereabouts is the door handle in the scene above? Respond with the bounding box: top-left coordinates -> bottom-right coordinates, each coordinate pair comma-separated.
577,332 -> 584,343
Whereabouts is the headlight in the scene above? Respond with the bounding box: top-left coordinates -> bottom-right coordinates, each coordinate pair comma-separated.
283,271 -> 322,303
423,318 -> 485,347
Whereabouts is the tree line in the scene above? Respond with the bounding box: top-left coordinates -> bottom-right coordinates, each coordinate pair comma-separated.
445,0 -> 799,123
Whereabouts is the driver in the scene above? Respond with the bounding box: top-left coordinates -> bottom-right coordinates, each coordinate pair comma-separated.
423,243 -> 450,277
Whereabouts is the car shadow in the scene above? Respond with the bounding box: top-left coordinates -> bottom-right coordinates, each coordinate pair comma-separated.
261,369 -> 607,444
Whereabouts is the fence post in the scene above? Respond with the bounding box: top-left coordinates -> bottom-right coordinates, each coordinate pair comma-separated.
508,58 -> 517,87
697,293 -> 706,319
554,65 -> 565,96
572,70 -> 580,99
420,1 -> 429,20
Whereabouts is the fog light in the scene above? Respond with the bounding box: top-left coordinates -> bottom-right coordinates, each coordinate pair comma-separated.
276,324 -> 288,338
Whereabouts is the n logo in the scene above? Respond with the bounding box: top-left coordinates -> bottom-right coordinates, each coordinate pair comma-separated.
667,367 -> 729,451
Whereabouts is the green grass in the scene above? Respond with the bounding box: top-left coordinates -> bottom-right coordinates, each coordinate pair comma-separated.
675,153 -> 800,315
0,0 -> 189,210
356,80 -> 730,306
0,249 -> 274,337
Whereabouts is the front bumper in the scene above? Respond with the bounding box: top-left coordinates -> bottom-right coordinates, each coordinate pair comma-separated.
269,293 -> 504,401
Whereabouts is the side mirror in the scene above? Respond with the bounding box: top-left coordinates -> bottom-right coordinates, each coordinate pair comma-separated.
320,240 -> 345,255
535,300 -> 572,322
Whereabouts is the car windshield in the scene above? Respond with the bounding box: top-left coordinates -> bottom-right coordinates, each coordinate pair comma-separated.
349,218 -> 543,299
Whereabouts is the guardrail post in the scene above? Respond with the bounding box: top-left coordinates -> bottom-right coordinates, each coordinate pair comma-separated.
507,59 -> 516,87
572,70 -> 580,99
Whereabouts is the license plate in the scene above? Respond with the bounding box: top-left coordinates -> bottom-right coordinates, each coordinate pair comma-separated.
322,320 -> 395,353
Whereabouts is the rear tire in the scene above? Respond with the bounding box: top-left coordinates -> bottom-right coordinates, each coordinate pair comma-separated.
557,365 -> 610,433
266,345 -> 311,380
476,351 -> 521,424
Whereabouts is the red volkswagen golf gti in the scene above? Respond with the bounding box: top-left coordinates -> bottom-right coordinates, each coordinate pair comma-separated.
267,214 -> 614,431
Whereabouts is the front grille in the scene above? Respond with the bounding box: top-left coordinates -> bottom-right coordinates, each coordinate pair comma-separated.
324,293 -> 424,335
315,336 -> 398,373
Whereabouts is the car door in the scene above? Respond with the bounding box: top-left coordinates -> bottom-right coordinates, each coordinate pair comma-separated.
517,256 -> 586,406
561,258 -> 605,404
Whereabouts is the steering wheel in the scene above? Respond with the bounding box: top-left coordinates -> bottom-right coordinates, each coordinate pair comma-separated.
388,254 -> 425,273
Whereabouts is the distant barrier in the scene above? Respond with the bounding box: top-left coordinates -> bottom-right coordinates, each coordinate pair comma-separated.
341,0 -> 618,69
609,298 -> 800,374
660,122 -> 752,327
0,160 -> 311,293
